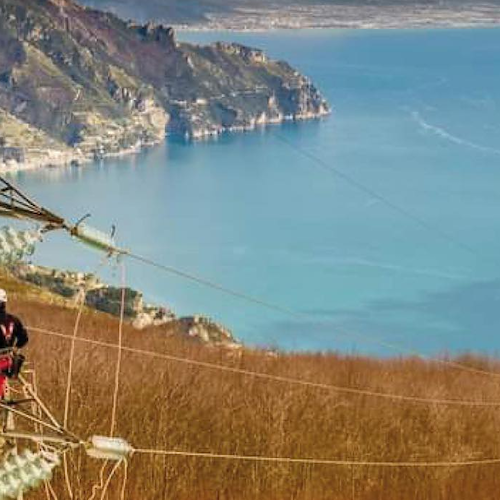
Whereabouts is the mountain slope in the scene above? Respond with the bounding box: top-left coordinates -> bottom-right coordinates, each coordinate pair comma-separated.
0,0 -> 328,168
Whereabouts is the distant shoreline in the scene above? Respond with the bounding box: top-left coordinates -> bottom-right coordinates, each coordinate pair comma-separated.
171,4 -> 500,32
0,111 -> 330,173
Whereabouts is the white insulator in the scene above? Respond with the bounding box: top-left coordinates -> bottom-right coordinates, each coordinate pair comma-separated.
86,436 -> 133,461
21,450 -> 37,463
20,451 -> 39,466
13,452 -> 41,486
0,450 -> 61,498
0,475 -> 11,493
32,459 -> 53,479
17,231 -> 32,246
73,224 -> 117,253
23,463 -> 45,485
17,467 -> 33,487
0,480 -> 12,498
6,473 -> 21,493
11,453 -> 29,469
3,461 -> 15,474
32,451 -> 60,482
0,228 -> 40,264
0,477 -> 17,499
9,235 -> 21,249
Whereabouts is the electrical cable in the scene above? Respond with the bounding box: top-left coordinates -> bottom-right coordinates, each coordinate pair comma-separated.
132,447 -> 500,468
124,251 -> 500,381
28,325 -> 500,408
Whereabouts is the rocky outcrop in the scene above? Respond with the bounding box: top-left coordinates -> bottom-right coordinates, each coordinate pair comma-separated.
9,263 -> 240,347
0,0 -> 329,169
164,42 -> 329,139
177,315 -> 240,348
214,43 -> 268,64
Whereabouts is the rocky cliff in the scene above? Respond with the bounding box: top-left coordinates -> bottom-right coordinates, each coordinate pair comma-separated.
0,0 -> 329,169
11,263 -> 241,347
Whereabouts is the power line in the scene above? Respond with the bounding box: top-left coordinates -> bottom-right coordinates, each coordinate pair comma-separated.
124,251 -> 500,381
273,132 -> 479,257
132,448 -> 500,468
125,252 -> 300,317
28,326 -> 500,408
0,160 -> 495,383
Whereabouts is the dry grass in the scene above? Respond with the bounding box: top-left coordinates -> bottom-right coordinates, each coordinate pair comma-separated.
3,272 -> 500,499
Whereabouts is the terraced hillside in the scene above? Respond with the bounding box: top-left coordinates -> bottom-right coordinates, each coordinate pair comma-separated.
0,0 -> 328,168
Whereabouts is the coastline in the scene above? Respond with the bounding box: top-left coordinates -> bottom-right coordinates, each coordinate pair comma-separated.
0,140 -> 155,174
172,4 -> 500,32
1,110 -> 330,173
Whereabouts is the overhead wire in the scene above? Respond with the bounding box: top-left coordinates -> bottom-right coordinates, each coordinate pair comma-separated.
4,106 -> 500,484
124,251 -> 500,381
28,325 -> 500,408
1,152 -> 497,381
2,40 -> 500,497
272,131 -> 478,257
132,447 -> 500,468
125,252 -> 299,318
117,128 -> 500,386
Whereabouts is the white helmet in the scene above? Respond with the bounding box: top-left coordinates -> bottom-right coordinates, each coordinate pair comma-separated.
0,289 -> 7,303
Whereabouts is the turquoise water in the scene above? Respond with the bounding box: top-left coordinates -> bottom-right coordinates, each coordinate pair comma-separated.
10,28 -> 500,355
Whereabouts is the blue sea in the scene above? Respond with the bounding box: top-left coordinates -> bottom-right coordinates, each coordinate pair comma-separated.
10,28 -> 500,355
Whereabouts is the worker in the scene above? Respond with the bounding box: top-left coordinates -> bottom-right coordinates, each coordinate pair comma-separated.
0,288 -> 28,399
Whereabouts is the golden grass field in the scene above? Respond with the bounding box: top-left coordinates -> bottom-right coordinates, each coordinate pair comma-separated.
3,270 -> 500,499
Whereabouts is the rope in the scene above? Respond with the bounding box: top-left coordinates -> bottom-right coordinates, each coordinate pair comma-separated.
24,371 -> 53,500
87,463 -> 109,500
27,371 -> 60,500
124,252 -> 500,381
29,326 -> 500,408
120,460 -> 128,500
133,448 -> 500,468
88,261 -> 127,500
63,457 -> 74,500
62,258 -> 108,499
110,260 -> 126,437
18,374 -> 63,430
43,474 -> 52,500
45,480 -> 59,500
62,287 -> 86,429
99,460 -> 123,500
62,286 -> 88,500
